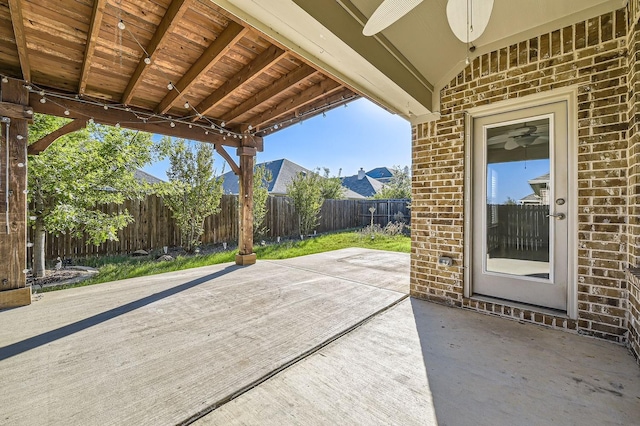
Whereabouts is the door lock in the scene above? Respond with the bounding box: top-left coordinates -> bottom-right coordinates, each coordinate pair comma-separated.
555,198 -> 565,205
547,213 -> 566,220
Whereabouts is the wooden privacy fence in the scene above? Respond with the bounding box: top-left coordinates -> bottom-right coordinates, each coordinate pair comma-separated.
487,204 -> 550,257
357,199 -> 411,227
28,195 -> 408,261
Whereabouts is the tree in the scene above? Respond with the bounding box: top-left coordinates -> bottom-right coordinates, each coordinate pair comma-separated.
28,114 -> 154,277
161,138 -> 224,252
286,170 -> 324,236
504,196 -> 518,205
253,164 -> 272,239
374,166 -> 411,199
319,167 -> 344,200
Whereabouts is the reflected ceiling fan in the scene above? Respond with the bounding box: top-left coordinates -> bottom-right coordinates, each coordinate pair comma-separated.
363,0 -> 494,41
488,124 -> 549,151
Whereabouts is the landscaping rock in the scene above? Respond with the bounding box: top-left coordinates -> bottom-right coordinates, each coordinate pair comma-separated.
156,255 -> 174,262
132,249 -> 149,257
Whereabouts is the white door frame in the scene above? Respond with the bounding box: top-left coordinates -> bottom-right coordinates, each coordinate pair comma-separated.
463,87 -> 578,318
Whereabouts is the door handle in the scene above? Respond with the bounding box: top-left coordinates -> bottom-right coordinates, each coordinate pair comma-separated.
547,213 -> 566,220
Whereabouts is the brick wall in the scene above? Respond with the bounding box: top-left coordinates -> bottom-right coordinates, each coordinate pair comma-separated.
412,7 -> 634,349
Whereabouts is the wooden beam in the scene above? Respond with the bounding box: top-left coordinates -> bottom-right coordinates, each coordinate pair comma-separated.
8,0 -> 31,82
249,79 -> 342,129
191,45 -> 285,119
236,146 -> 256,264
0,78 -> 29,302
78,0 -> 107,94
220,65 -> 317,124
122,0 -> 190,105
28,119 -> 86,155
29,93 -> 262,150
0,101 -> 33,120
215,144 -> 239,175
155,21 -> 248,114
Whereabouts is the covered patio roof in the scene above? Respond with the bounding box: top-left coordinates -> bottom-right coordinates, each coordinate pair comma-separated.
0,0 -> 359,148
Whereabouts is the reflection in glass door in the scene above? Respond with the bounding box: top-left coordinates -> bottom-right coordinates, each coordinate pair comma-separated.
472,102 -> 568,311
485,118 -> 551,279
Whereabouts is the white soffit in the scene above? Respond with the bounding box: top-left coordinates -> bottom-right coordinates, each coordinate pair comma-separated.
209,0 -> 431,119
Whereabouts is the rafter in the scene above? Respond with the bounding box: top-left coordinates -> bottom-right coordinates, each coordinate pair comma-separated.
156,21 -> 248,114
29,94 -> 262,150
190,45 -> 285,119
220,64 -> 317,125
122,0 -> 190,105
249,79 -> 342,130
28,119 -> 87,155
78,0 -> 107,94
7,0 -> 30,82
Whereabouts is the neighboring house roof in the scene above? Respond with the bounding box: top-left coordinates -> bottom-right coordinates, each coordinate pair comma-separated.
341,187 -> 366,199
528,173 -> 550,185
341,174 -> 385,198
519,193 -> 541,204
134,169 -> 164,185
366,167 -> 394,183
220,159 -> 312,195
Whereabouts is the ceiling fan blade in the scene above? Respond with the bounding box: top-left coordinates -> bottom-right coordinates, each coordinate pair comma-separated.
363,0 -> 424,36
446,0 -> 494,43
504,139 -> 519,150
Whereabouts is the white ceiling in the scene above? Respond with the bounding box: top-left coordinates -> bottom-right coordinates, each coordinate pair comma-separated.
213,0 -> 625,121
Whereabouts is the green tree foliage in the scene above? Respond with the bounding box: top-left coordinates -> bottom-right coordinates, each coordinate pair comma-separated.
319,167 -> 344,200
373,166 -> 411,200
253,164 -> 273,239
161,138 -> 223,252
28,114 -> 154,277
286,170 -> 324,236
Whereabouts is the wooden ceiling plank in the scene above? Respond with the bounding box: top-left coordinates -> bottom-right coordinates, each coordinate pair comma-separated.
7,0 -> 31,82
78,0 -> 107,94
250,79 -> 342,129
28,93 -> 263,150
155,21 -> 249,114
28,119 -> 87,155
220,64 -> 317,124
122,0 -> 190,105
190,44 -> 286,119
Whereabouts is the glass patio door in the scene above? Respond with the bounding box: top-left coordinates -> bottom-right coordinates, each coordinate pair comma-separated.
471,102 -> 568,311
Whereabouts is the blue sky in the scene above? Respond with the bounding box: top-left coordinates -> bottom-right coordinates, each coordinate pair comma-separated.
142,98 -> 411,180
488,159 -> 549,203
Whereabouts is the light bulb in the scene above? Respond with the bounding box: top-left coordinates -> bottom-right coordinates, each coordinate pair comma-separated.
104,105 -> 108,110
220,121 -> 226,127
115,123 -> 120,128
211,124 -> 215,129
1,76 -> 8,83
167,82 -> 174,90
118,20 -> 126,30
248,125 -> 253,130
144,57 -> 151,65
40,97 -> 46,103
184,101 -> 190,109
465,57 -> 470,66
88,118 -> 94,124
64,109 -> 70,116
274,124 -> 279,129
205,130 -> 209,135
39,90 -> 45,96
188,124 -> 193,128
169,122 -> 175,127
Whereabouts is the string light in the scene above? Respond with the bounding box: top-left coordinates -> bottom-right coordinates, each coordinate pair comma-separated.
1,76 -> 8,83
169,121 -> 176,127
205,130 -> 209,135
103,105 -> 108,110
184,101 -> 190,109
167,82 -> 174,90
220,121 -> 225,127
117,20 -> 126,30
64,109 -> 70,116
115,122 -> 120,128
39,97 -> 46,103
247,125 -> 252,130
144,57 -> 151,65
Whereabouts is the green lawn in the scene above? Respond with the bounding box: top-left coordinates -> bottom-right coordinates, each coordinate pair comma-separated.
42,230 -> 410,292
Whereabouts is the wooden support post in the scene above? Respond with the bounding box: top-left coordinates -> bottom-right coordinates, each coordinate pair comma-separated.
235,146 -> 256,266
0,78 -> 30,309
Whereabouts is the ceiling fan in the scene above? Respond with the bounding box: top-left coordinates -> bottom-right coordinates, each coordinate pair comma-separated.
488,124 -> 549,151
363,0 -> 494,42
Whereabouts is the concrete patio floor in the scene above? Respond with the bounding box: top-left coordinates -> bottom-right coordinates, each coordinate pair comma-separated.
0,248 -> 638,425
